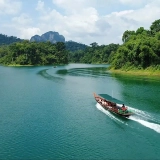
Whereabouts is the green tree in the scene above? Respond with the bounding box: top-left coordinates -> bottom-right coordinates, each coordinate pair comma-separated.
150,19 -> 160,35
122,30 -> 135,43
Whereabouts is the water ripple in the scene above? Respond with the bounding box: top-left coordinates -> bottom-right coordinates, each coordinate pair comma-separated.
56,67 -> 111,78
37,69 -> 64,82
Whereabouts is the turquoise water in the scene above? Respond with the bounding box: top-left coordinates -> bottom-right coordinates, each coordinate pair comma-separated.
0,64 -> 160,159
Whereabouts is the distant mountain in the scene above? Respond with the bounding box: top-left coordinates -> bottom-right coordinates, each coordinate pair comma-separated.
30,35 -> 42,42
0,32 -> 88,53
0,34 -> 23,46
30,31 -> 65,43
65,41 -> 88,52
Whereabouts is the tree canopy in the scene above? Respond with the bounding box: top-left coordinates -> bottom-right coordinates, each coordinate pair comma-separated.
109,19 -> 160,70
0,34 -> 23,46
150,19 -> 160,35
68,43 -> 119,64
65,41 -> 88,52
0,41 -> 68,65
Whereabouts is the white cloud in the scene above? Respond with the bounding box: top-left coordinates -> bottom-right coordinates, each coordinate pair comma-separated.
52,0 -> 88,11
12,14 -> 32,25
113,1 -> 160,31
36,0 -> 45,11
1,0 -> 160,45
0,0 -> 21,15
118,0 -> 153,6
19,27 -> 41,39
111,10 -> 134,17
131,1 -> 160,23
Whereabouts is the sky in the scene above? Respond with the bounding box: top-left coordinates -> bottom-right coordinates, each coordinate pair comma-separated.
0,0 -> 160,45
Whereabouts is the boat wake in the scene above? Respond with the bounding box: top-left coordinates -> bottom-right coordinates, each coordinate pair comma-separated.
96,103 -> 127,125
128,107 -> 160,133
37,69 -> 64,82
97,103 -> 160,133
129,116 -> 160,133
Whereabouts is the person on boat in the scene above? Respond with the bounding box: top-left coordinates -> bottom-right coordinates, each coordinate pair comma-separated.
98,98 -> 101,103
104,101 -> 107,105
121,104 -> 127,111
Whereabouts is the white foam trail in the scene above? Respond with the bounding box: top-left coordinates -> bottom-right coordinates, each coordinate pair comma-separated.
128,106 -> 148,116
96,103 -> 127,124
129,116 -> 160,133
97,103 -> 160,133
120,105 -> 160,133
117,104 -> 153,120
124,105 -> 160,123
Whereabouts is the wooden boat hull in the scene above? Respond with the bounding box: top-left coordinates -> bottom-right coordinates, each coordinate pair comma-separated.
93,93 -> 133,118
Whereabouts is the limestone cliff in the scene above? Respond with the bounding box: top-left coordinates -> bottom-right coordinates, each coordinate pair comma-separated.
30,31 -> 65,43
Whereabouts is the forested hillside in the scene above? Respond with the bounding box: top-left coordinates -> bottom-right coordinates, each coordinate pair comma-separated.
69,42 -> 119,64
65,41 -> 88,52
0,34 -> 23,46
0,41 -> 68,65
109,19 -> 160,70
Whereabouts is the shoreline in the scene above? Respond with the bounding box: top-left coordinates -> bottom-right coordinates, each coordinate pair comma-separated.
109,69 -> 160,77
8,64 -> 34,66
3,64 -> 160,78
3,63 -> 67,67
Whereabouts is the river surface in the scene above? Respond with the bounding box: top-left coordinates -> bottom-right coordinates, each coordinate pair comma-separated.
0,64 -> 160,159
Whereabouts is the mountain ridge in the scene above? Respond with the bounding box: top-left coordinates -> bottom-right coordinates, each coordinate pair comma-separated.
30,31 -> 65,43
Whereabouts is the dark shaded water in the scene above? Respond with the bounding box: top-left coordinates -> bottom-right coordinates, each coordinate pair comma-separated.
0,64 -> 160,159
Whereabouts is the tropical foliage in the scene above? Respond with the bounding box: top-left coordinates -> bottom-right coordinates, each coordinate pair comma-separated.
65,41 -> 88,52
0,41 -> 68,65
0,34 -> 22,46
109,19 -> 160,70
69,43 -> 119,64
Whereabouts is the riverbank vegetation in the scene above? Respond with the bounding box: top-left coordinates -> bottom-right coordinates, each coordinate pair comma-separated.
0,41 -> 68,65
108,19 -> 160,74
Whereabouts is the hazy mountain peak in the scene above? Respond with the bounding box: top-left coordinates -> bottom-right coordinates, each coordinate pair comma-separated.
30,31 -> 65,43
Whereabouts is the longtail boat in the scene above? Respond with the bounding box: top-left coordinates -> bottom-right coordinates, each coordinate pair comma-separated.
93,93 -> 133,118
